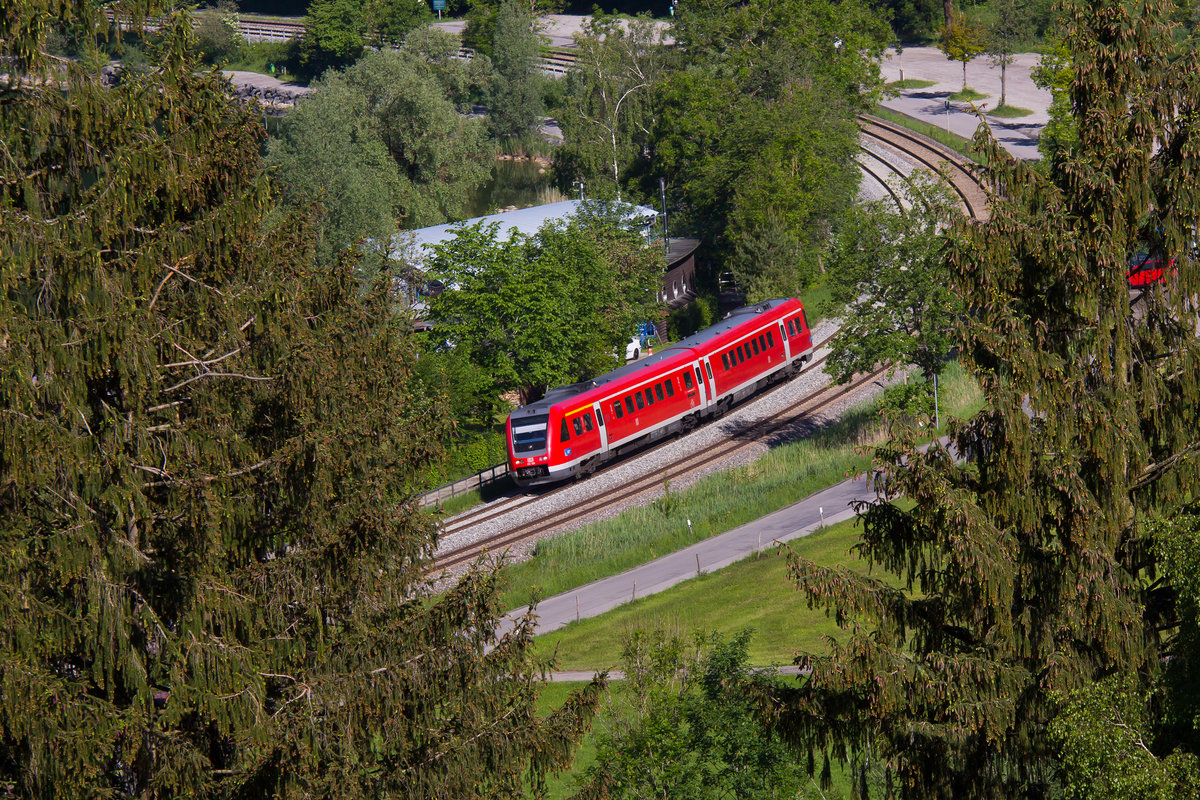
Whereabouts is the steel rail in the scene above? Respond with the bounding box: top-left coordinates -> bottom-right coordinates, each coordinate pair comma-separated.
432,357 -> 887,572
436,332 -> 839,537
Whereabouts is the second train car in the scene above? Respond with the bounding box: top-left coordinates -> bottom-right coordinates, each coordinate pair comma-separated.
506,298 -> 813,487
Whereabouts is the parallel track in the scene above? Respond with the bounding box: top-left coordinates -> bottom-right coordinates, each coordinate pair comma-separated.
855,114 -> 990,220
437,332 -> 838,539
432,120 -> 990,573
435,353 -> 882,572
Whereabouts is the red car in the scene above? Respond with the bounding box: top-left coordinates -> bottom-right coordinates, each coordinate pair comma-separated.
507,298 -> 814,486
1127,252 -> 1171,287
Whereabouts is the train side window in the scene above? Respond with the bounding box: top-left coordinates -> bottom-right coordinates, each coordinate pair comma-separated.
721,353 -> 730,371
560,419 -> 570,442
613,401 -> 624,419
767,330 -> 775,348
787,319 -> 797,337
751,339 -> 760,356
683,371 -> 694,390
583,414 -> 594,432
737,346 -> 746,364
625,396 -> 635,414
758,334 -> 766,350
705,362 -> 713,381
800,309 -> 809,331
645,388 -> 655,405
635,393 -> 645,410
573,418 -> 584,436
655,384 -> 665,402
665,380 -> 675,398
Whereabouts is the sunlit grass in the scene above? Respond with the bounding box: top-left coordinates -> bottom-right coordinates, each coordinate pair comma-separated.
499,362 -> 982,611
989,104 -> 1033,118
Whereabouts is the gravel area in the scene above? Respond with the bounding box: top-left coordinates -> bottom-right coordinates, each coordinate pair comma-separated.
429,136 -> 927,584
432,317 -> 902,581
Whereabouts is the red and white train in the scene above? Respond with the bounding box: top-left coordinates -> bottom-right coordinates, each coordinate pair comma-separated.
506,298 -> 814,487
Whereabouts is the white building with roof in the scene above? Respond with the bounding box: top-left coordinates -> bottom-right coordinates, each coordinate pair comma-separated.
389,199 -> 660,271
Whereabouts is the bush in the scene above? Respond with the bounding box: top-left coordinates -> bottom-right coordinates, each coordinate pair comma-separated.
444,429 -> 508,478
668,294 -> 717,340
193,1 -> 243,65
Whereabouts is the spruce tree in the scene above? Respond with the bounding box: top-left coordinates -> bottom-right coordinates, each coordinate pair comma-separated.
0,6 -> 600,797
782,0 -> 1200,795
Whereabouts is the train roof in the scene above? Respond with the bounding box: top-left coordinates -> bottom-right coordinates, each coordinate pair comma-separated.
509,298 -> 800,420
667,298 -> 798,353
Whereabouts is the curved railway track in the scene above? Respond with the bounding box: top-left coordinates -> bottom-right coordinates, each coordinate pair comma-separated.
435,349 -> 886,572
431,118 -> 991,574
856,114 -> 990,220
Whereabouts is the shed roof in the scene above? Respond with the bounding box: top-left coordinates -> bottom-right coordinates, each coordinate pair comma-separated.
389,200 -> 659,266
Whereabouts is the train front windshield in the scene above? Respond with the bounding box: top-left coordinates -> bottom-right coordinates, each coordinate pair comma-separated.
511,414 -> 550,453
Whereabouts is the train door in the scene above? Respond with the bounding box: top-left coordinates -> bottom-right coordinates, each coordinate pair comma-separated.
687,362 -> 705,407
702,357 -> 716,402
594,402 -> 609,452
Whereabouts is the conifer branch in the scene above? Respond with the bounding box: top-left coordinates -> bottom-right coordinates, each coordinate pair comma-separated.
162,371 -> 272,394
1131,440 -> 1200,492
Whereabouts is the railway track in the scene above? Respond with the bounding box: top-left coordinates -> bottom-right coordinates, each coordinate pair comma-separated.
433,353 -> 886,572
431,120 -> 990,574
855,114 -> 990,220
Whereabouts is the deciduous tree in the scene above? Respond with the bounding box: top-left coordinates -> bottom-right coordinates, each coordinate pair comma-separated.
938,9 -> 986,93
824,173 -> 963,393
555,14 -> 673,200
576,629 -> 805,800
487,0 -> 544,139
292,0 -> 363,80
426,204 -> 660,405
267,41 -> 490,263
986,0 -> 1032,108
653,0 -> 889,289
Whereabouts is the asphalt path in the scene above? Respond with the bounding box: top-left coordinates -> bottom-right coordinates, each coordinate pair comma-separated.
878,47 -> 1051,161
499,471 -> 871,643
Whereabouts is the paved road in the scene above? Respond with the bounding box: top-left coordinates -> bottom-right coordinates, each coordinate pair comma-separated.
878,46 -> 1050,160
500,472 -> 871,642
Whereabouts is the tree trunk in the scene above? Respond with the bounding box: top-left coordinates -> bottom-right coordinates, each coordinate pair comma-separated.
1000,61 -> 1007,107
944,0 -> 953,27
962,59 -> 967,92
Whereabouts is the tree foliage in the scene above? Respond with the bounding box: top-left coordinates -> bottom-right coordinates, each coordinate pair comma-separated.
574,629 -> 805,800
267,37 -> 490,265
938,9 -> 987,91
555,14 -> 674,201
487,0 -> 544,139
782,0 -> 1200,796
824,172 -> 963,386
293,0 -> 364,80
1032,41 -> 1078,167
652,0 -> 889,293
985,0 -> 1033,108
425,204 -> 660,406
365,0 -> 433,48
0,6 -> 600,797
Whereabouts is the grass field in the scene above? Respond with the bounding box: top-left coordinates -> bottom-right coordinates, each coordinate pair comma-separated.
887,78 -> 937,89
498,362 -> 982,612
869,106 -> 982,163
989,104 -> 1034,118
533,518 -> 868,670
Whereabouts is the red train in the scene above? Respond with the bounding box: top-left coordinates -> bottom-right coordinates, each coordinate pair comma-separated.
506,298 -> 814,487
